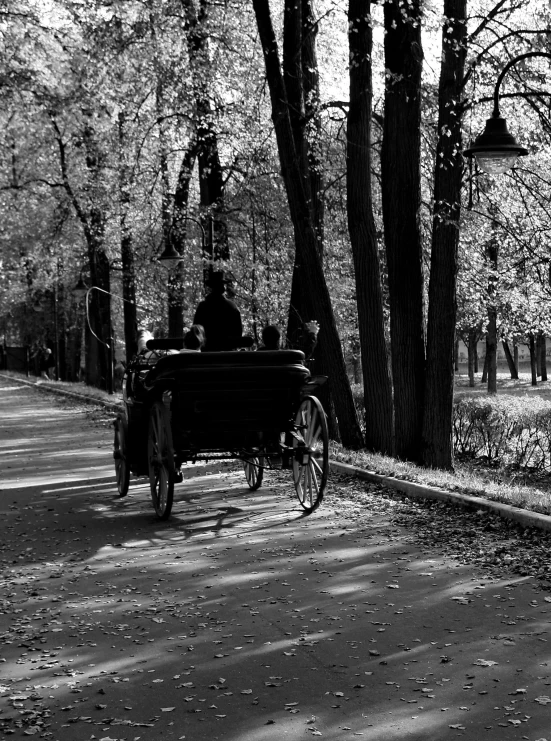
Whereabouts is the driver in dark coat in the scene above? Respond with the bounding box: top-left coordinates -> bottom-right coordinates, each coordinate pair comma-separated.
193,271 -> 243,352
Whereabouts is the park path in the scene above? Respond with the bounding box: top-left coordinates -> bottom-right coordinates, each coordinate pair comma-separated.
1,375 -> 551,741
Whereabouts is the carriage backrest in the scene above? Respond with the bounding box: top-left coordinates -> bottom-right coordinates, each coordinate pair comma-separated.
142,350 -> 309,433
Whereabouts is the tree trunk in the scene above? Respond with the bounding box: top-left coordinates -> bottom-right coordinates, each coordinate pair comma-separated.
502,340 -> 518,379
284,0 -> 323,363
485,239 -> 498,395
529,335 -> 538,386
183,0 -> 229,265
468,332 -> 477,387
117,111 -> 138,360
486,326 -> 497,395
481,351 -> 488,384
381,0 -> 425,462
168,141 -> 198,337
541,335 -> 547,381
252,0 -> 364,449
347,0 -> 393,454
422,0 -> 467,469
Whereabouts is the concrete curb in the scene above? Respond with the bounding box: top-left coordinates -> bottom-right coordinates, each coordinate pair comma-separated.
4,372 -> 551,534
331,460 -> 551,534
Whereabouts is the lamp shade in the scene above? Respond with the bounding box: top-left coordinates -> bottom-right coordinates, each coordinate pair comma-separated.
72,277 -> 88,300
158,244 -> 183,270
463,115 -> 528,174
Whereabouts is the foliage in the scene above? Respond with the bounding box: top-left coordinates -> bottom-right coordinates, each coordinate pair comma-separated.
453,393 -> 551,471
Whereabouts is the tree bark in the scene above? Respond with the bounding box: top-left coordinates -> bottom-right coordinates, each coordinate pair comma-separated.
529,335 -> 538,386
502,340 -> 518,379
541,335 -> 547,381
468,331 -> 477,387
253,0 -> 364,449
347,0 -> 393,454
117,111 -> 138,360
183,0 -> 228,264
422,0 -> 467,469
485,239 -> 498,394
168,141 -> 198,337
381,0 -> 425,462
52,115 -> 111,390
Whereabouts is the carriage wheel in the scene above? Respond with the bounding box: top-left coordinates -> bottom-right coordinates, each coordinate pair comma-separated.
243,455 -> 264,491
292,396 -> 329,512
113,416 -> 130,497
147,401 -> 175,520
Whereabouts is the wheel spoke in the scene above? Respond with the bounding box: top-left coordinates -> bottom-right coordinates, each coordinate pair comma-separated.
292,396 -> 328,512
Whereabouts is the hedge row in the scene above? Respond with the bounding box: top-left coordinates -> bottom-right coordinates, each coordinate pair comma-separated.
351,384 -> 551,472
453,395 -> 551,471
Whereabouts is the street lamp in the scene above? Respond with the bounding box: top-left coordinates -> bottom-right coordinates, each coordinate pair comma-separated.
72,275 -> 88,301
463,51 -> 551,175
157,216 -> 207,270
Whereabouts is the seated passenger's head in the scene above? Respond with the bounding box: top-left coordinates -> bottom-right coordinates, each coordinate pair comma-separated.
183,324 -> 205,350
262,324 -> 281,350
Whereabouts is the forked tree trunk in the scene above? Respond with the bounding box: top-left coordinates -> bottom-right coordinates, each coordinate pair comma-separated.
347,0 -> 393,454
422,0 -> 467,469
381,0 -> 425,463
252,0 -> 364,449
282,0 -> 338,439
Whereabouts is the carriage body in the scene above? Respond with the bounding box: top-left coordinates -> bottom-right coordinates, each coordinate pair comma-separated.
114,342 -> 329,519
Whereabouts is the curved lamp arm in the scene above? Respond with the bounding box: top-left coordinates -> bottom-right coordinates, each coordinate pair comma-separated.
492,51 -> 551,117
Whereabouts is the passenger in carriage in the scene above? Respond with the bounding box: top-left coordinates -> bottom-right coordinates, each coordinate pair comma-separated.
259,324 -> 281,351
180,324 -> 205,352
193,271 -> 243,351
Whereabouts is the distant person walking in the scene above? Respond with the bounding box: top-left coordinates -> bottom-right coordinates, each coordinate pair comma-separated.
40,348 -> 55,379
193,272 -> 243,352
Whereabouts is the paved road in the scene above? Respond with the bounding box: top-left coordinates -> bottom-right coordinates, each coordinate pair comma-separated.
1,377 -> 551,740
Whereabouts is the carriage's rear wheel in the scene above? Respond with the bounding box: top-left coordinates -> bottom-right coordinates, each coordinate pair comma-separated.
292,396 -> 328,512
148,401 -> 175,519
113,415 -> 130,497
243,455 -> 264,491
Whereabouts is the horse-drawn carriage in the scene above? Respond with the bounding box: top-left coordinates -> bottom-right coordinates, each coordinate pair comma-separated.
113,338 -> 329,519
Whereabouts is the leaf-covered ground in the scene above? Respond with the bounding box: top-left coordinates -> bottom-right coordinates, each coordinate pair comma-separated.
2,378 -> 551,740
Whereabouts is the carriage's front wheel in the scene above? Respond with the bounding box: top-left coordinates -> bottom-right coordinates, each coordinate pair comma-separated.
243,455 -> 264,491
114,415 -> 130,497
148,401 -> 175,520
292,396 -> 329,512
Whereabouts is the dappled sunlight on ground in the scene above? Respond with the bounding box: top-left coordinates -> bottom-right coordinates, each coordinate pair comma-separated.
3,377 -> 551,739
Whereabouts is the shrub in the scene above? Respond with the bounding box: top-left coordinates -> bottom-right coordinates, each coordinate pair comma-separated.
453,394 -> 551,471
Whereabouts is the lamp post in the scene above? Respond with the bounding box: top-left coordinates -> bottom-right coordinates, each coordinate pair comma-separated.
464,51 -> 551,174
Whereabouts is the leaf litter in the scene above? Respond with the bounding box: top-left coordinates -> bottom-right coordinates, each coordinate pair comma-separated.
3,394 -> 551,739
